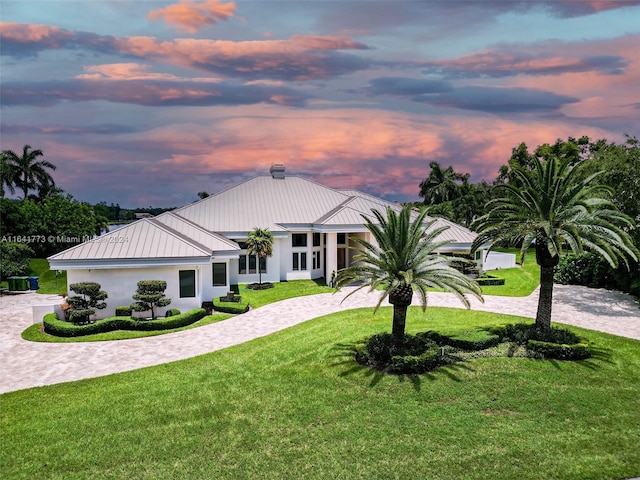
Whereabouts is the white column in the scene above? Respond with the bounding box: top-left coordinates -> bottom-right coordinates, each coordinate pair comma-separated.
326,232 -> 337,286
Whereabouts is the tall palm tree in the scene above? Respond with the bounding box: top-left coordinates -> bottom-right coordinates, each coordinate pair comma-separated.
0,153 -> 17,198
335,206 -> 483,347
472,155 -> 638,331
1,145 -> 56,200
246,227 -> 274,285
419,161 -> 469,205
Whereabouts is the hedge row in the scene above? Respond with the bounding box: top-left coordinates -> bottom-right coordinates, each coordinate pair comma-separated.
213,297 -> 250,314
421,330 -> 501,351
475,276 -> 506,286
526,339 -> 591,360
43,308 -> 207,337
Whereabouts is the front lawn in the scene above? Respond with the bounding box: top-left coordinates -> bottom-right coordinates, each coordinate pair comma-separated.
480,248 -> 540,296
238,278 -> 334,308
2,307 -> 639,480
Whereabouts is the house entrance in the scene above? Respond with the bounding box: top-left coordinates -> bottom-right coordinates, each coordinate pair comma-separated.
337,248 -> 346,270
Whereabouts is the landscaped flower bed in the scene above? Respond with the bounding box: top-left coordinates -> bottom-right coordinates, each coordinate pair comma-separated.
355,323 -> 591,374
43,308 -> 207,337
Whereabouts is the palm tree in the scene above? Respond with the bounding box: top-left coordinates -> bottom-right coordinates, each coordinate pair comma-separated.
246,227 -> 274,286
1,145 -> 57,200
419,161 -> 469,205
335,205 -> 483,347
0,153 -> 17,198
472,155 -> 638,331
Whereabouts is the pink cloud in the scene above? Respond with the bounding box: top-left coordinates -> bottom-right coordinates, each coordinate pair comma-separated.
75,63 -> 221,83
148,0 -> 236,33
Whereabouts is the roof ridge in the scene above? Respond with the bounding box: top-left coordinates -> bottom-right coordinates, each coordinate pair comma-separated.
159,212 -> 240,250
313,196 -> 357,224
147,218 -> 211,256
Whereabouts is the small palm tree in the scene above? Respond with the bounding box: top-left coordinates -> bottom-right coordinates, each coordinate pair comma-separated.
335,205 -> 483,347
472,155 -> 638,331
2,145 -> 57,200
246,227 -> 274,286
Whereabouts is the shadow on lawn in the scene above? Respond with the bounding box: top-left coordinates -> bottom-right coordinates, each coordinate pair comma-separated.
326,341 -> 476,392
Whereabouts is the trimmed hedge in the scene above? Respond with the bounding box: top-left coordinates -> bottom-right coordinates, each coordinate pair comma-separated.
115,306 -> 132,317
422,329 -> 501,351
165,308 -> 181,317
43,308 -> 207,337
526,339 -> 591,360
213,296 -> 249,314
476,275 -> 506,286
354,332 -> 444,374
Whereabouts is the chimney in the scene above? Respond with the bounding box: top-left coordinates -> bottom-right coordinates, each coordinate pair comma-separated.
270,164 -> 286,179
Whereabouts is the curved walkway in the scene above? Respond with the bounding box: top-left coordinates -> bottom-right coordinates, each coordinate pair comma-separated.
1,285 -> 638,394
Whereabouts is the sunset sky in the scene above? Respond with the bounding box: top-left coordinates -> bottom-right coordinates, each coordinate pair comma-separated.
2,0 -> 639,208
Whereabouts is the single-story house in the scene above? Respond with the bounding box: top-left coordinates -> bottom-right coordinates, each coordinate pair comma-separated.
48,165 -> 483,317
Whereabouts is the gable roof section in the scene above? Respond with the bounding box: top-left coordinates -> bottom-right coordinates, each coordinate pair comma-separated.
155,212 -> 240,253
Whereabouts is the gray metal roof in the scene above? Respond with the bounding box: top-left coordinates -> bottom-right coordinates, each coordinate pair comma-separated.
48,216 -> 239,263
49,172 -> 478,265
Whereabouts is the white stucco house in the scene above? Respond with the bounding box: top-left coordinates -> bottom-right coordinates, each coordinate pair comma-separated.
48,165 -> 483,317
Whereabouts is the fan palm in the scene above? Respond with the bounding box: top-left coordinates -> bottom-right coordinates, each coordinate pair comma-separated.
472,155 -> 638,331
0,153 -> 17,198
246,227 -> 274,285
335,205 -> 483,347
2,145 -> 57,200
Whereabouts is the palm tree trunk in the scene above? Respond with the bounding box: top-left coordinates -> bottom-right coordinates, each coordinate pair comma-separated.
536,264 -> 554,331
391,304 -> 408,347
535,243 -> 559,331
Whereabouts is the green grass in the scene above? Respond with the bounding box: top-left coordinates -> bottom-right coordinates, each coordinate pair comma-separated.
2,307 -> 639,480
21,313 -> 234,342
480,248 -> 540,296
238,278 -> 334,308
28,258 -> 67,294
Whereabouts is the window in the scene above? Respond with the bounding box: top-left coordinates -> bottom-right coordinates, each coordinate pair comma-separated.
238,254 -> 266,275
292,233 -> 307,247
292,252 -> 307,270
312,251 -> 321,270
313,232 -> 321,247
337,233 -> 346,245
179,270 -> 196,298
212,263 -> 226,286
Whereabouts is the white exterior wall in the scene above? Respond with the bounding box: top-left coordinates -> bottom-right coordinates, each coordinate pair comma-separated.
66,263 -> 221,318
478,251 -> 517,271
229,237 -> 282,285
286,232 -> 312,281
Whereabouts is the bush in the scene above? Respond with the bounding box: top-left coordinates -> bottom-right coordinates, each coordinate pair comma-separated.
165,308 -> 181,317
115,306 -> 132,317
43,308 -> 207,337
213,296 -> 249,314
422,329 -> 501,351
355,332 -> 442,374
526,339 -> 591,360
475,275 -> 506,286
0,242 -> 33,280
66,282 -> 108,324
555,251 -> 638,293
131,280 -> 171,320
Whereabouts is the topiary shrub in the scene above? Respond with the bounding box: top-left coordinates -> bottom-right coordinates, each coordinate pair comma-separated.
422,329 -> 501,351
131,280 -> 171,320
66,282 -> 108,324
115,306 -> 132,317
354,332 -> 443,374
43,308 -> 206,337
526,339 -> 591,360
213,296 -> 249,314
165,308 -> 181,317
475,275 -> 506,286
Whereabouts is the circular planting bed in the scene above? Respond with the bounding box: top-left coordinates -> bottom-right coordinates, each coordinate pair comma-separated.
355,323 -> 591,375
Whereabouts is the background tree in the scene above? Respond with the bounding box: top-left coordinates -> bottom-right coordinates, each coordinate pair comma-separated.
66,282 -> 108,324
472,154 -> 638,331
0,242 -> 33,280
246,227 -> 274,286
0,153 -> 18,199
335,206 -> 483,347
1,145 -> 56,200
131,280 -> 171,320
419,161 -> 468,205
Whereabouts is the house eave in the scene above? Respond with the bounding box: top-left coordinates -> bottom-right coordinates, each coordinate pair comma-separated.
48,256 -> 213,270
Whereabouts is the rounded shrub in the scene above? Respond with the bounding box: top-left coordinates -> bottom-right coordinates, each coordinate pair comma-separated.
355,332 -> 442,374
165,308 -> 181,317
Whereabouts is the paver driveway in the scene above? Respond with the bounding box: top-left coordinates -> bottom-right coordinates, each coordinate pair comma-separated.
1,285 -> 638,394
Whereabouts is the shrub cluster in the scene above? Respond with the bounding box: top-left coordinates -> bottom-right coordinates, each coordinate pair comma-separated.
423,329 -> 501,351
475,276 -> 506,286
213,296 -> 249,314
43,308 -> 206,337
355,333 -> 442,374
165,308 -> 181,317
115,306 -> 132,317
487,323 -> 591,360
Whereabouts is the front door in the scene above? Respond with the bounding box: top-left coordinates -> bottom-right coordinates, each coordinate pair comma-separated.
337,248 -> 346,270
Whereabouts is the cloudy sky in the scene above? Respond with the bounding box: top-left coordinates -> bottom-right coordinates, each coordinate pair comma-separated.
2,0 -> 639,208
